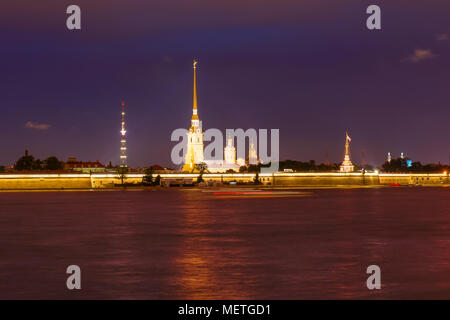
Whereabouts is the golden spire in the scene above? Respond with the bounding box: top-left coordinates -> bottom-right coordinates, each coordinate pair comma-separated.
191,59 -> 199,121
345,132 -> 351,157
193,59 -> 198,110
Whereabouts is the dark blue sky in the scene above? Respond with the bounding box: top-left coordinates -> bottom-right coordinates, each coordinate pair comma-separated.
1,0 -> 449,167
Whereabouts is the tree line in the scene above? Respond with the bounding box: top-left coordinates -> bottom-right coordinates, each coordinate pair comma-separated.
4,154 -> 449,174
381,158 -> 449,173
14,154 -> 63,171
239,160 -> 346,173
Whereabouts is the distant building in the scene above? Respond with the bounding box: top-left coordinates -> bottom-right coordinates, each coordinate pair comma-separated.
224,135 -> 237,165
248,139 -> 258,165
205,135 -> 241,173
237,157 -> 246,167
64,158 -> 106,173
148,165 -> 175,174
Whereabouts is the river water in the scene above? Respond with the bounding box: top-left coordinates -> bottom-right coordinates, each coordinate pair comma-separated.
0,187 -> 449,299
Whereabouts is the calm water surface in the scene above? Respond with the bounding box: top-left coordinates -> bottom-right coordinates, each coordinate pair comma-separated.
0,188 -> 449,299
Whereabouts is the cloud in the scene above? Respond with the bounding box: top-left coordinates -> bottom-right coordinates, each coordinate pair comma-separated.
435,33 -> 448,41
162,55 -> 173,63
403,49 -> 438,63
25,121 -> 51,130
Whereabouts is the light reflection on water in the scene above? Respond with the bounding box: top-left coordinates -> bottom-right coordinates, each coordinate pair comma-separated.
0,188 -> 449,299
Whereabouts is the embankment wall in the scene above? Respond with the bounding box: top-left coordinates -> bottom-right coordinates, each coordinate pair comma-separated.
0,173 -> 448,190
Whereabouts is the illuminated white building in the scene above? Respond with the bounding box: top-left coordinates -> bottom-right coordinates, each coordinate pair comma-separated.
248,139 -> 258,165
224,135 -> 236,165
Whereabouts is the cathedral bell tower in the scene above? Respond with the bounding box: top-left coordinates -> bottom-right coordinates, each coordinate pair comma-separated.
183,59 -> 204,172
224,135 -> 236,165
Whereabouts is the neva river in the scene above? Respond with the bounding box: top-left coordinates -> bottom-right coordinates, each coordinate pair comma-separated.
0,187 -> 449,299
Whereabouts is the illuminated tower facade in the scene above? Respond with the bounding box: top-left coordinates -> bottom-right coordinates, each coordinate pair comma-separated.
120,101 -> 127,167
248,139 -> 258,165
224,135 -> 236,165
340,132 -> 354,172
183,59 -> 204,171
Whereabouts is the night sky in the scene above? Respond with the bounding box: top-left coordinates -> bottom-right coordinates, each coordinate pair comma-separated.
2,1 -> 449,168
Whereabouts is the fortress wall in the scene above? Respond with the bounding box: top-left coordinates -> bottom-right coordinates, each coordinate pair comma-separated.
190,174 -> 448,186
0,175 -> 145,190
0,177 -> 92,190
185,174 -> 381,186
90,176 -> 142,188
379,176 -> 411,185
379,175 -> 449,186
0,173 -> 448,190
271,175 -> 380,186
